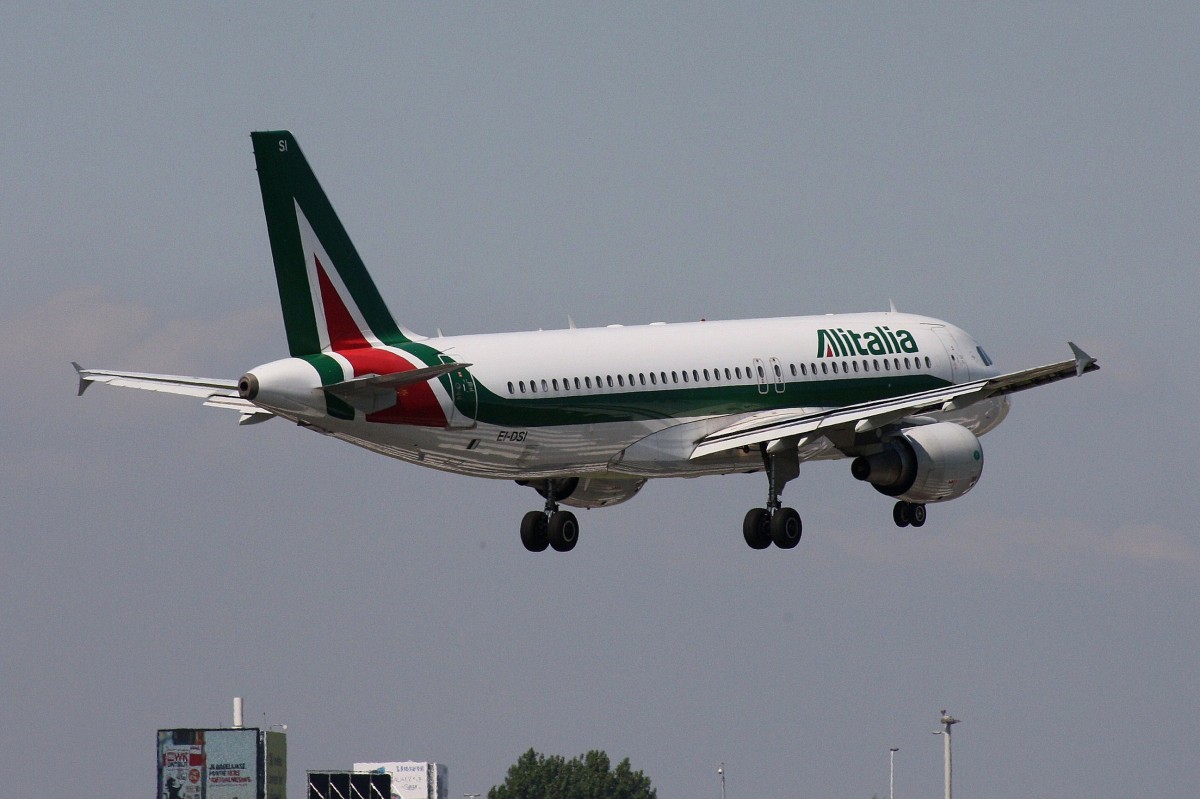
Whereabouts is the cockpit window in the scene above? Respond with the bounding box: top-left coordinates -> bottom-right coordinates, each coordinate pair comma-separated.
977,346 -> 994,367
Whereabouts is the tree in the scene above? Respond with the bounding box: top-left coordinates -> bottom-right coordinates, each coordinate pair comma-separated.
488,748 -> 656,799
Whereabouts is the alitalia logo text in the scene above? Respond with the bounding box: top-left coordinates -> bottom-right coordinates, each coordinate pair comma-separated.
817,326 -> 919,358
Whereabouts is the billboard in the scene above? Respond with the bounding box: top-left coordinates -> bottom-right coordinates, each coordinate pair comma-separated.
159,728 -> 279,799
265,731 -> 288,799
159,729 -> 205,799
353,762 -> 447,799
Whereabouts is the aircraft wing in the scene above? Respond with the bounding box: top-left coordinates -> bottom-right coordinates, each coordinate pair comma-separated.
690,342 -> 1098,459
72,363 -> 273,425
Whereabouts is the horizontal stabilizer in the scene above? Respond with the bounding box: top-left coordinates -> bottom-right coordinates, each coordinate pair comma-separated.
74,363 -> 239,399
73,363 -> 269,425
323,362 -> 471,394
323,362 -> 472,414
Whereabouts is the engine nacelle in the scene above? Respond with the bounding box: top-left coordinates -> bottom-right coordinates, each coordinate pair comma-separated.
518,476 -> 647,509
850,422 -> 984,503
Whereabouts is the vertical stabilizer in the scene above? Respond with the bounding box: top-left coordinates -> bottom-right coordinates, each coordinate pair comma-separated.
251,131 -> 417,356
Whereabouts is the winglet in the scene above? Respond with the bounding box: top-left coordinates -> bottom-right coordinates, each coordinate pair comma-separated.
1068,342 -> 1098,377
72,362 -> 90,396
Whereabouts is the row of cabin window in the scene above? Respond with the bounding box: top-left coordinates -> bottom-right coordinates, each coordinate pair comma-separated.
505,355 -> 934,396
792,355 -> 933,377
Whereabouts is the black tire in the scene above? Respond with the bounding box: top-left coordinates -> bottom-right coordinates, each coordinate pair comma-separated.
893,501 -> 911,528
548,510 -> 579,552
910,503 -> 927,528
520,510 -> 549,552
771,507 -> 803,549
743,508 -> 772,549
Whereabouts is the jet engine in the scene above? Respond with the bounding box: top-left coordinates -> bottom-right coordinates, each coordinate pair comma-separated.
850,422 -> 984,503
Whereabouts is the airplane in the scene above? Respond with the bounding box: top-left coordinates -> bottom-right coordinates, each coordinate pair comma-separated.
75,131 -> 1099,553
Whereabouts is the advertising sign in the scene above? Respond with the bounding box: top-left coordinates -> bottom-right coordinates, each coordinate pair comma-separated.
354,762 -> 445,799
205,729 -> 259,799
265,731 -> 288,799
159,730 -> 205,799
159,728 -> 271,799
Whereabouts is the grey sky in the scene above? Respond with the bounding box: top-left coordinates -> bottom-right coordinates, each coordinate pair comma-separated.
3,4 -> 1197,797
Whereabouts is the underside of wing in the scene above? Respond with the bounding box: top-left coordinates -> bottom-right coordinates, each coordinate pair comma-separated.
691,342 -> 1098,459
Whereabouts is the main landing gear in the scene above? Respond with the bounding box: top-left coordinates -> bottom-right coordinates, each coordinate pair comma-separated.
892,500 -> 927,528
519,478 -> 580,553
743,442 -> 803,550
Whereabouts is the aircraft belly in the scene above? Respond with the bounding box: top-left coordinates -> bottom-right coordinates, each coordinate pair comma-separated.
314,416 -> 668,480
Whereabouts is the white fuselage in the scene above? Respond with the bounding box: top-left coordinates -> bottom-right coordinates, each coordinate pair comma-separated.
261,311 -> 1009,481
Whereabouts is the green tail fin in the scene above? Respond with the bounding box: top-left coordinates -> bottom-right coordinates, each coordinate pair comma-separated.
251,131 -> 413,356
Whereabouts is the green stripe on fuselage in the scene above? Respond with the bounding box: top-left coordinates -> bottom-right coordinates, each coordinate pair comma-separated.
469,374 -> 948,428
299,352 -> 355,420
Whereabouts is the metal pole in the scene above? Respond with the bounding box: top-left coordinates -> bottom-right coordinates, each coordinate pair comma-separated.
935,711 -> 959,799
888,747 -> 898,799
718,762 -> 725,799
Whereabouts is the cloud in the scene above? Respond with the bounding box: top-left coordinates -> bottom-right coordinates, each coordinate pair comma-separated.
0,287 -> 278,391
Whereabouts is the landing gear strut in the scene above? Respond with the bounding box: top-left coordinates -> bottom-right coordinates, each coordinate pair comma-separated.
743,442 -> 803,550
519,478 -> 580,553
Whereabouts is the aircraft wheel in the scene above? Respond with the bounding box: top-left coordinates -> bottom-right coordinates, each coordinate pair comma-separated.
909,503 -> 927,528
893,501 -> 911,528
548,510 -> 579,552
743,508 -> 772,549
771,507 -> 803,549
520,511 -> 549,552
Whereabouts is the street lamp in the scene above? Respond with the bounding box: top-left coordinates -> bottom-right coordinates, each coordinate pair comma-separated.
717,762 -> 725,799
932,710 -> 960,799
888,747 -> 899,799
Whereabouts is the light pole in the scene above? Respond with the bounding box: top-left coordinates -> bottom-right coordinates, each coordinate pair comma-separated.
888,747 -> 899,799
717,762 -> 725,799
932,710 -> 960,799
